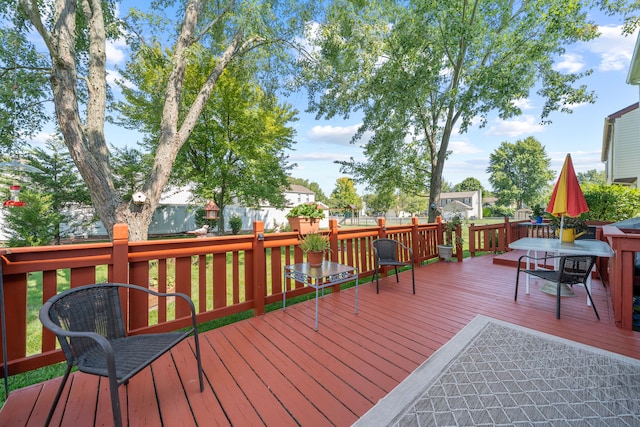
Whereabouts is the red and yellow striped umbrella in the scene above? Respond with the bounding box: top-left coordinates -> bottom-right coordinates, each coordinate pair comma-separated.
546,154 -> 588,217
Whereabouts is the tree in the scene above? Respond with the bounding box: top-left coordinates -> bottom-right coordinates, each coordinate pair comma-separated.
487,137 -> 554,209
577,169 -> 606,185
329,177 -> 361,210
111,145 -> 153,202
582,183 -> 640,222
454,177 -> 484,194
4,137 -> 92,245
301,0 -> 601,222
11,0 -> 313,241
362,191 -> 395,216
118,56 -> 297,233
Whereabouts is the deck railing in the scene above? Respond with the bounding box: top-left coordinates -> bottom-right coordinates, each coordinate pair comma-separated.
1,217 -> 441,376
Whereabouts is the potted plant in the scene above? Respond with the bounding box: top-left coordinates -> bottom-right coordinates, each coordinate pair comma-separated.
286,203 -> 324,234
438,214 -> 464,260
547,214 -> 588,242
531,204 -> 545,223
299,232 -> 331,267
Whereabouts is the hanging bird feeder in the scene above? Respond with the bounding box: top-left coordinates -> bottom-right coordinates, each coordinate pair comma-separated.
204,200 -> 220,219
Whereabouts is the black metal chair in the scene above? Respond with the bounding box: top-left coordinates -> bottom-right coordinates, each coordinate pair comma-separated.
515,255 -> 599,320
372,238 -> 415,294
39,283 -> 204,427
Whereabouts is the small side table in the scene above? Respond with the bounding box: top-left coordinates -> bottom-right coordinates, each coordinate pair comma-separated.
283,261 -> 359,331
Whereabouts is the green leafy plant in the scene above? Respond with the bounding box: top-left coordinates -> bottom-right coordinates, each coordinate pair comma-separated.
546,214 -> 588,233
229,215 -> 242,235
286,203 -> 324,219
299,233 -> 331,253
443,214 -> 464,246
531,204 -> 545,218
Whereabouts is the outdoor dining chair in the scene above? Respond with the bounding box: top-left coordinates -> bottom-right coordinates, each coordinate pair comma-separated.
515,255 -> 599,320
372,238 -> 415,294
39,283 -> 204,427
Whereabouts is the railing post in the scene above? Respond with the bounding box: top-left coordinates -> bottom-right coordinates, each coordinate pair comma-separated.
504,217 -> 512,251
469,223 -> 476,257
112,224 -> 129,284
411,217 -> 420,267
329,218 -> 339,262
436,216 -> 444,245
378,218 -> 387,238
112,224 -> 130,329
253,221 -> 266,316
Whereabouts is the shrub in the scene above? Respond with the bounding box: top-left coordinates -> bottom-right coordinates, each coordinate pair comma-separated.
229,215 -> 242,235
583,184 -> 640,222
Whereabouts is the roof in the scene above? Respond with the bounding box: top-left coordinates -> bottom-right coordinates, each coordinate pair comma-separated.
286,184 -> 314,194
440,191 -> 478,199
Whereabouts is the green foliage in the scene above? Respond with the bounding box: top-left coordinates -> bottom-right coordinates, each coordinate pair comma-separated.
443,214 -> 464,246
299,233 -> 330,253
577,169 -> 606,186
3,138 -> 92,245
111,145 -> 153,201
329,177 -> 361,209
454,178 -> 484,194
362,191 -> 395,216
487,137 -> 555,209
301,0 -> 599,222
487,205 -> 515,218
546,214 -> 588,232
229,215 -> 243,235
287,203 -> 324,219
4,190 -> 60,246
194,207 -> 217,230
582,183 -> 640,222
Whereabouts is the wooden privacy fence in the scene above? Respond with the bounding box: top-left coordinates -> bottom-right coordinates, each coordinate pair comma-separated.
1,218 -> 441,376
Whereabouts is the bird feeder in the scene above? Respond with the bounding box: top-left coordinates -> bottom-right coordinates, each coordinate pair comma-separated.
3,185 -> 25,207
204,200 -> 220,219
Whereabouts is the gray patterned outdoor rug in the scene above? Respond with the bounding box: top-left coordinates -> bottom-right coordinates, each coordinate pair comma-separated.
354,315 -> 640,427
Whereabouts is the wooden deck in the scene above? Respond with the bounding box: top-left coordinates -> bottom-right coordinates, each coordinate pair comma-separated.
2,254 -> 639,427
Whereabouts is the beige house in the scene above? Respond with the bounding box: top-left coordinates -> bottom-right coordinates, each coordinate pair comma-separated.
601,103 -> 640,187
437,190 -> 483,220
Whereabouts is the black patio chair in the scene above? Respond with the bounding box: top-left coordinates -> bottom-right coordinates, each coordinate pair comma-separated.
39,283 -> 204,427
372,238 -> 415,294
515,255 -> 599,320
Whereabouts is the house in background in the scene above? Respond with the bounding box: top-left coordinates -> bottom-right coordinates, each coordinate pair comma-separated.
437,190 -> 483,220
601,102 -> 640,188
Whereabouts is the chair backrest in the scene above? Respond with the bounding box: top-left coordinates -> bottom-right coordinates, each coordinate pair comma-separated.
40,284 -> 127,364
558,256 -> 597,284
373,239 -> 399,261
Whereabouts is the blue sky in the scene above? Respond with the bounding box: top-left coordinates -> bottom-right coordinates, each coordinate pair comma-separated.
28,6 -> 640,196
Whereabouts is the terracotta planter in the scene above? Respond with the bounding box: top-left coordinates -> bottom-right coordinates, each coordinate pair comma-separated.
288,217 -> 319,234
306,251 -> 325,267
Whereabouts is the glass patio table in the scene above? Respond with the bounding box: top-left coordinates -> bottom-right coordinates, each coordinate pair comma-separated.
509,237 -> 615,306
283,261 -> 358,331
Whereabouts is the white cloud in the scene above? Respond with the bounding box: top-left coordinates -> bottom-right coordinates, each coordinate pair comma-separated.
484,115 -> 545,137
107,69 -> 135,89
106,38 -> 127,66
449,140 -> 482,155
512,98 -> 535,110
307,123 -> 361,145
27,131 -> 54,146
555,53 -> 585,73
587,25 -> 638,72
290,152 -> 352,162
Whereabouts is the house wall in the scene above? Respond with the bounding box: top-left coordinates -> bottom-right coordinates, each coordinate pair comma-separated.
611,107 -> 640,187
438,190 -> 483,220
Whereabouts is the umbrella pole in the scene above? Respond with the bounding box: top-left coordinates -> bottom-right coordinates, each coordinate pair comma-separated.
558,215 -> 564,242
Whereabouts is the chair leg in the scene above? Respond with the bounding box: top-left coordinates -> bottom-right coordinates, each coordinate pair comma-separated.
583,282 -> 600,320
393,266 -> 399,282
411,265 -> 415,294
515,267 -> 521,301
193,330 -> 204,392
45,363 -> 73,427
556,281 -> 562,319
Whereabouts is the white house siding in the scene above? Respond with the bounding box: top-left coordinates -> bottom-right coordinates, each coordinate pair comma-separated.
438,190 -> 483,220
602,104 -> 640,187
613,108 -> 640,185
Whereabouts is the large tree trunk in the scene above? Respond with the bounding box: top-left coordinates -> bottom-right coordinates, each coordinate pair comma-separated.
20,0 -> 252,242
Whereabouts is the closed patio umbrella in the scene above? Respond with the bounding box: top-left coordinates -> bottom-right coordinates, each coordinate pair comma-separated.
546,153 -> 588,241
